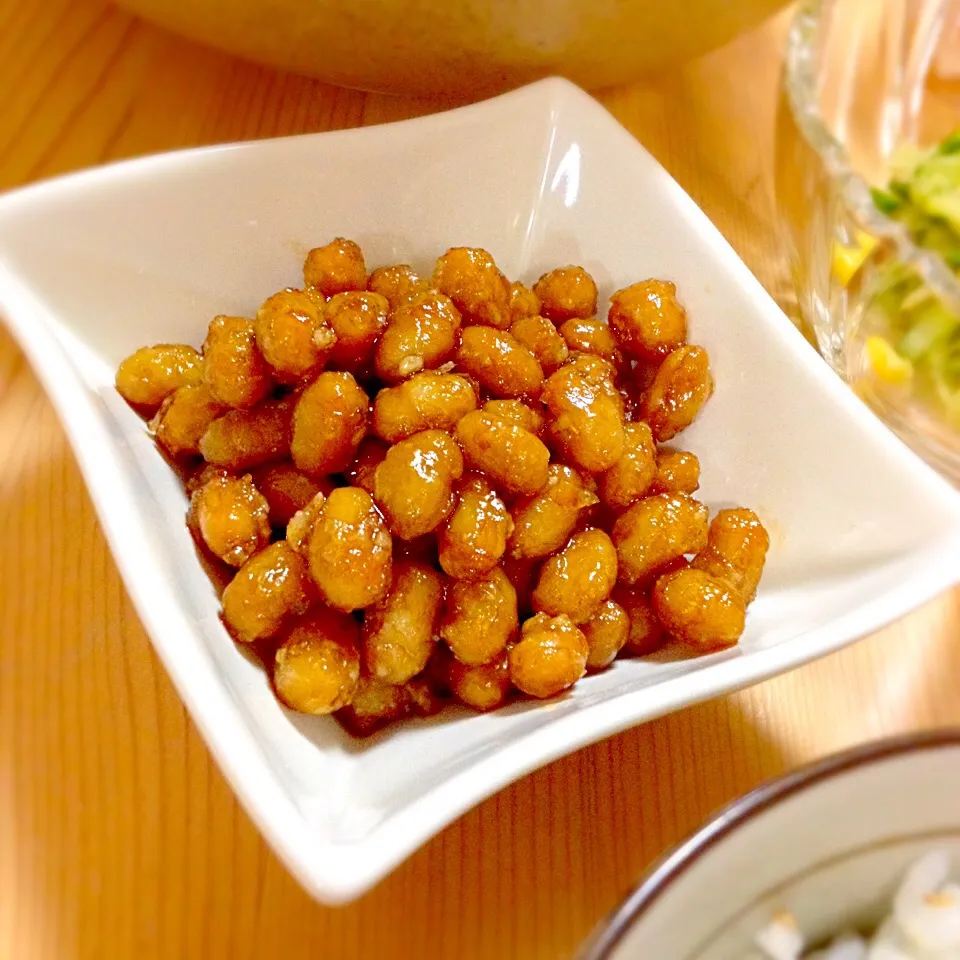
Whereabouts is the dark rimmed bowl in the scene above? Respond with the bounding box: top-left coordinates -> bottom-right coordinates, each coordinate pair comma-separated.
580,731 -> 960,959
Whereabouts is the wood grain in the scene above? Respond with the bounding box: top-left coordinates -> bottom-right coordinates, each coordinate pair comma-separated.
1,2 -> 958,958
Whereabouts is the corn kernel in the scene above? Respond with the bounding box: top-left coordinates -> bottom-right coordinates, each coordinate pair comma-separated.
865,335 -> 914,385
832,231 -> 878,287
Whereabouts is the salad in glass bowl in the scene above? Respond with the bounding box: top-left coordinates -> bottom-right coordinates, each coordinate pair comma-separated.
778,0 -> 960,481
861,136 -> 960,424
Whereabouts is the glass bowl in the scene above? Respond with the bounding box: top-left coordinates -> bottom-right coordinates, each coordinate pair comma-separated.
777,0 -> 960,481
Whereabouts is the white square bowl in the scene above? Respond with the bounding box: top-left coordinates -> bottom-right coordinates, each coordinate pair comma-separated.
1,78 -> 959,905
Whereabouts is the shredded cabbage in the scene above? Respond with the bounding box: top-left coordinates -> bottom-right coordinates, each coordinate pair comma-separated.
859,129 -> 960,425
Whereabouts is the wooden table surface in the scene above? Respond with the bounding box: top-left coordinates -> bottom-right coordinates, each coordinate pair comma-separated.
2,2 -> 959,958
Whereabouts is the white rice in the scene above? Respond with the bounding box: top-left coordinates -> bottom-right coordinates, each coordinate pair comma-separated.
750,852 -> 960,960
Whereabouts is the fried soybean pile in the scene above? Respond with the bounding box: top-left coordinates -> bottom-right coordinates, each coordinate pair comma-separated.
115,240 -> 769,735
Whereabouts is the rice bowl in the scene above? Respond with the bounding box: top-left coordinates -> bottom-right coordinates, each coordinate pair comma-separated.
579,732 -> 960,960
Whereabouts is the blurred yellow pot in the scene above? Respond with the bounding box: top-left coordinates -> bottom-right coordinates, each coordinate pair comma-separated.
116,0 -> 790,97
